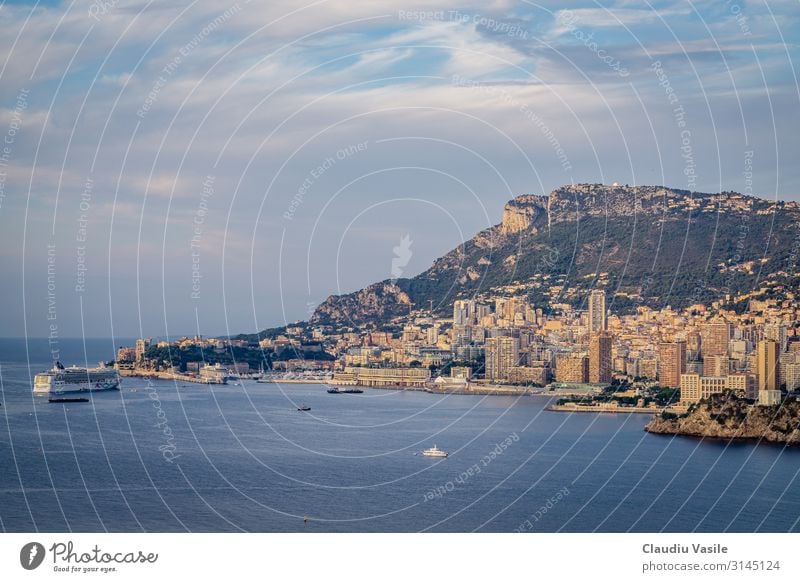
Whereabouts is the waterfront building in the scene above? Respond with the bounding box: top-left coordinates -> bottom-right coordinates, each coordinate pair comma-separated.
759,389 -> 782,406
486,336 -> 520,381
588,332 -> 612,384
556,353 -> 589,384
338,366 -> 430,387
508,366 -> 549,386
199,363 -> 227,383
679,373 -> 727,403
726,373 -> 757,399
783,361 -> 800,391
757,339 -> 780,392
658,341 -> 686,388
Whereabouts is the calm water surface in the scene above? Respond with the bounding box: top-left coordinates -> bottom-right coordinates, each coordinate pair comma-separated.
2,338 -> 799,532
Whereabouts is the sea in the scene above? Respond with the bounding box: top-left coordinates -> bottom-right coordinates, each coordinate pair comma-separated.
1,338 -> 799,532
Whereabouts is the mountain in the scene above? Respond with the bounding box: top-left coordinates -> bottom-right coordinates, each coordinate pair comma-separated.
310,183 -> 800,328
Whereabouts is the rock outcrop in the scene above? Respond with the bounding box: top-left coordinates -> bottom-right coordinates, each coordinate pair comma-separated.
500,195 -> 546,234
645,392 -> 800,445
310,282 -> 411,326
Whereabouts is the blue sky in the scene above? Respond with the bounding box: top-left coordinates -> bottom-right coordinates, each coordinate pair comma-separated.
0,0 -> 797,338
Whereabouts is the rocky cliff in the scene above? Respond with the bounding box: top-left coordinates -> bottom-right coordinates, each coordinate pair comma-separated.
500,195 -> 547,234
645,392 -> 800,445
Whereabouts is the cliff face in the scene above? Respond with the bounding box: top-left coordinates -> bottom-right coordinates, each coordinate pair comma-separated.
646,393 -> 800,445
309,183 -> 800,328
500,195 -> 547,234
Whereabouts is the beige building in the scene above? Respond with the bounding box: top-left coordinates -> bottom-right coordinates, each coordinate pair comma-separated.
508,366 -> 549,386
336,366 -> 430,387
556,353 -> 588,384
588,332 -> 612,384
703,354 -> 730,377
588,290 -> 606,333
637,357 -> 658,380
702,321 -> 730,357
486,336 -> 520,381
757,339 -> 781,406
757,340 -> 780,392
783,361 -> 800,391
679,373 -> 727,403
450,366 -> 472,379
726,373 -> 757,399
658,341 -> 686,388
779,352 -> 800,391
116,346 -> 136,363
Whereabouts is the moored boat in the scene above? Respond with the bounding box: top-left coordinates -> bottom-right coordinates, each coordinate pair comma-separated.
34,362 -> 120,395
327,387 -> 363,394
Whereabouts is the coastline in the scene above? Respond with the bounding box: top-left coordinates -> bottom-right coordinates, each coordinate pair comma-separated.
119,369 -> 226,385
546,404 -> 660,414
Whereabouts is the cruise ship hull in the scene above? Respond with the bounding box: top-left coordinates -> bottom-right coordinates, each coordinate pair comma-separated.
34,380 -> 121,395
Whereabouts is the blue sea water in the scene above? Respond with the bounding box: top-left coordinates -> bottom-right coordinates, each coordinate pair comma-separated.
1,338 -> 799,532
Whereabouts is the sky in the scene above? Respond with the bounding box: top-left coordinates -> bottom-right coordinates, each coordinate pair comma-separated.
0,0 -> 797,339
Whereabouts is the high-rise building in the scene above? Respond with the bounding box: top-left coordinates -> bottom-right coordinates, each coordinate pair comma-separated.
556,353 -> 589,384
783,361 -> 800,391
589,332 -> 612,384
701,321 -> 729,357
426,325 -> 439,346
764,323 -> 788,353
486,336 -> 520,381
757,339 -> 780,392
588,290 -> 606,333
658,341 -> 686,388
453,300 -> 473,326
686,330 -> 702,357
703,354 -> 729,377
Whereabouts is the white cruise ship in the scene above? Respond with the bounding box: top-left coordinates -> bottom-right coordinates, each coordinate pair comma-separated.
33,362 -> 121,394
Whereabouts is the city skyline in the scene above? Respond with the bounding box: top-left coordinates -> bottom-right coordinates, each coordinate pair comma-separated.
114,287 -> 800,412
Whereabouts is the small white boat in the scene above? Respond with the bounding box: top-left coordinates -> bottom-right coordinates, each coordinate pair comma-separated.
422,445 -> 448,458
